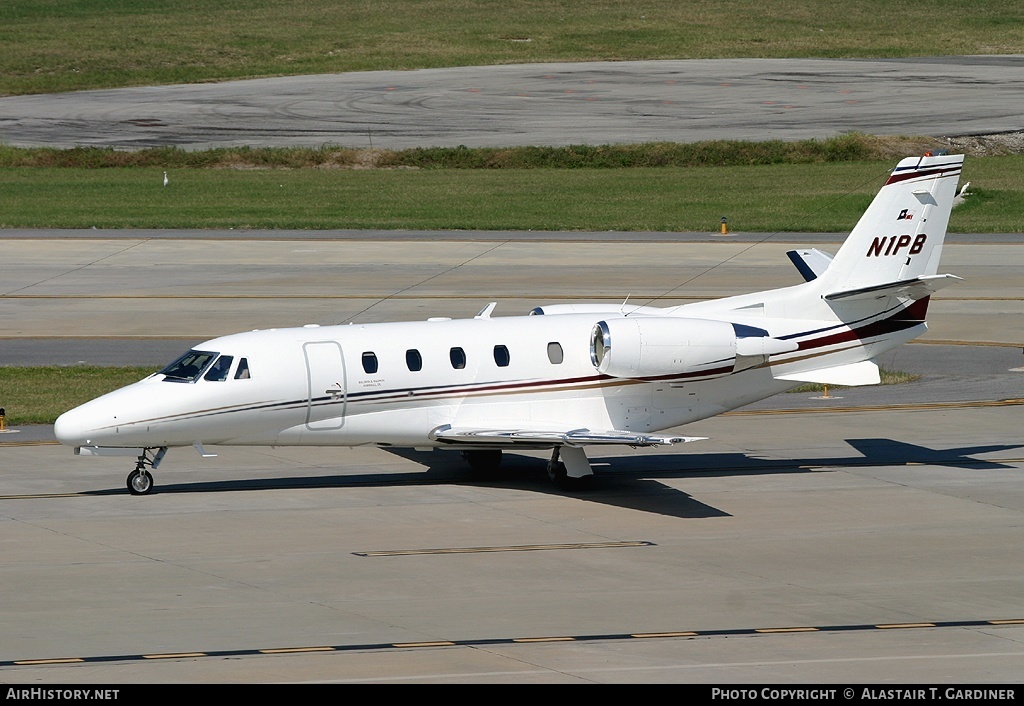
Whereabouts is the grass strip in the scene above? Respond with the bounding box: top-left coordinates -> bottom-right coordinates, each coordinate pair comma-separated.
3,1 -> 1022,96
0,155 -> 1016,232
0,366 -> 158,425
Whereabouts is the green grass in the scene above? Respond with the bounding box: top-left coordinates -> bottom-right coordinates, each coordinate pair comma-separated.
0,135 -> 889,169
0,366 -> 158,425
1,132 -> 953,170
2,1 -> 1022,96
0,153 -> 1019,232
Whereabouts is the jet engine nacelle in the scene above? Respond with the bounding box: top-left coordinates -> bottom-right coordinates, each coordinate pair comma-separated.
591,317 -> 739,379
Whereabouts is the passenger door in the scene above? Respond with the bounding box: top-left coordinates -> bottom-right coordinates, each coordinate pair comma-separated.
303,341 -> 346,430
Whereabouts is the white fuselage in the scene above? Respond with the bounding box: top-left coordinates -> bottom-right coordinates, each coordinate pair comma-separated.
53,296 -> 924,453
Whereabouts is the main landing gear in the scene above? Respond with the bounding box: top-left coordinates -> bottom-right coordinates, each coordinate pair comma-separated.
127,447 -> 167,495
547,446 -> 595,491
460,446 -> 595,490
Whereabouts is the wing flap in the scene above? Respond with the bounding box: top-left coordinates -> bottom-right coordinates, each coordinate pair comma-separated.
430,424 -> 705,447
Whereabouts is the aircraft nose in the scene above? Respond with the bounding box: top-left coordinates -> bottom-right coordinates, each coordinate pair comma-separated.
54,407 -> 88,446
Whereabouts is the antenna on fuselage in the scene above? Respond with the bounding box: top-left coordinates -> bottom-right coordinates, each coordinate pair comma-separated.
475,302 -> 497,319
620,294 -> 631,315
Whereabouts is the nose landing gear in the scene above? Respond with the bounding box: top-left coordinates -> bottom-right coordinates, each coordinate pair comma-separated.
128,467 -> 153,495
127,447 -> 167,495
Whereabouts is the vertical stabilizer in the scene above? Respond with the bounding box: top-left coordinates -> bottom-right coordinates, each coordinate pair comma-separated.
817,154 -> 963,296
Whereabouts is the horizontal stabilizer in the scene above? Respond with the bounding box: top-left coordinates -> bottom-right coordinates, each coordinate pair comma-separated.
775,359 -> 880,386
431,425 -> 705,447
787,248 -> 834,282
824,274 -> 962,302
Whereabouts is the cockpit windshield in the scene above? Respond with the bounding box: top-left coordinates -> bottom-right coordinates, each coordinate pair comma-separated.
160,350 -> 218,382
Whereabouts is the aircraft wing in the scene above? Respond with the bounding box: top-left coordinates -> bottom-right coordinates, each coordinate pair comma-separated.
430,424 -> 705,448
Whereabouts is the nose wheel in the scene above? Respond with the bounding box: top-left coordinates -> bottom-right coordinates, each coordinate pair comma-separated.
127,468 -> 154,495
126,447 -> 167,495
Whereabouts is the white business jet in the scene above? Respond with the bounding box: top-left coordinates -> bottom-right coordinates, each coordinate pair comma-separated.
55,153 -> 965,495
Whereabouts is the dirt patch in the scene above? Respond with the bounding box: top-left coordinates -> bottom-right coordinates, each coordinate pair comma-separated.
937,131 -> 1024,157
864,132 -> 1024,159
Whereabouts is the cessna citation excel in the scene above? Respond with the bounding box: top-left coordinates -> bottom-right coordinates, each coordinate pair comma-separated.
55,153 -> 965,495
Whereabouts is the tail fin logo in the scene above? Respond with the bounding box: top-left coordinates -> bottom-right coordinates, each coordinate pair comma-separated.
867,234 -> 927,257
897,209 -> 914,220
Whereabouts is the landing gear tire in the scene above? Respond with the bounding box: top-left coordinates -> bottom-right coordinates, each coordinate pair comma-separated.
462,449 -> 503,479
127,469 -> 154,495
126,447 -> 166,496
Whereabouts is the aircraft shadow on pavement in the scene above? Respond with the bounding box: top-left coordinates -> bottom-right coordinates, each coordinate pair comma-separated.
81,438 -> 1024,519
842,438 -> 1024,470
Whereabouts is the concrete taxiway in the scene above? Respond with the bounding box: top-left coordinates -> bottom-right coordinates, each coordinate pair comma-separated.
2,232 -> 1023,683
1,401 -> 1024,684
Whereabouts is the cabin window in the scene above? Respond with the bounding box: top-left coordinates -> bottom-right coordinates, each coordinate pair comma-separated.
361,352 -> 378,374
493,344 -> 510,367
450,347 -> 466,369
204,355 -> 234,382
406,349 -> 423,372
160,350 -> 218,383
234,357 -> 251,379
547,342 -> 564,364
